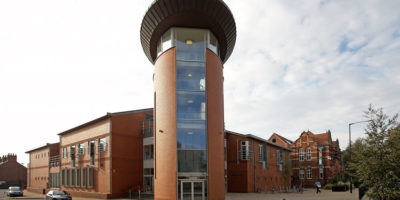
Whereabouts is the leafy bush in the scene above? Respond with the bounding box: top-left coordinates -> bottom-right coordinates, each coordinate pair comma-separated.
324,183 -> 333,189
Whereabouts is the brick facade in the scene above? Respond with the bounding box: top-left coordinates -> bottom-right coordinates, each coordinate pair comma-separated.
57,109 -> 151,199
289,130 -> 342,187
26,143 -> 60,193
0,154 -> 27,189
226,131 -> 292,193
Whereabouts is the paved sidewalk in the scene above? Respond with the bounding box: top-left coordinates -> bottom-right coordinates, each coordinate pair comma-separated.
226,189 -> 359,200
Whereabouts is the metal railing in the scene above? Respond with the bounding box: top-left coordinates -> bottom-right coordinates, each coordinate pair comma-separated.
142,116 -> 154,138
49,155 -> 60,167
238,151 -> 253,161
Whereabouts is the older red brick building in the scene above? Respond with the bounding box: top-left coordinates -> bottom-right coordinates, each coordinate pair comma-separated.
268,133 -> 293,148
0,154 -> 27,189
289,130 -> 341,187
226,131 -> 293,193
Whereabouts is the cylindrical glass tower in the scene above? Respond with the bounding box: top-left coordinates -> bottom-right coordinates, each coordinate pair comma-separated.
140,1 -> 236,199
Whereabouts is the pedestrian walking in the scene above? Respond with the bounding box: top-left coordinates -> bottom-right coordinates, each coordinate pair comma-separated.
314,181 -> 321,193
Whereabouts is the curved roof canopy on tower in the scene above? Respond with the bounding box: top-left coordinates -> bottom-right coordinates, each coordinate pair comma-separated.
140,0 -> 236,64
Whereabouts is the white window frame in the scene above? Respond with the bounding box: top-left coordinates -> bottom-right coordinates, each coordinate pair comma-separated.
241,141 -> 250,160
99,138 -> 107,152
307,168 -> 312,179
78,143 -> 85,156
306,148 -> 311,161
299,169 -> 304,179
299,149 -> 304,161
62,147 -> 68,158
258,145 -> 263,161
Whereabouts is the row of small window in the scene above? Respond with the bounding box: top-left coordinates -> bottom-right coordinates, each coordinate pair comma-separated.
33,152 -> 49,159
34,176 -> 48,181
60,167 -> 94,188
299,168 -> 324,179
298,148 -> 312,161
62,138 -> 107,158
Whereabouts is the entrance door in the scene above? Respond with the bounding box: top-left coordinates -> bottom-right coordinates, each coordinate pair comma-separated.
180,180 -> 205,200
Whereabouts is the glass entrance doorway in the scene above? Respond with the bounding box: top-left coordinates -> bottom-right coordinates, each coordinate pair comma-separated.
180,180 -> 205,200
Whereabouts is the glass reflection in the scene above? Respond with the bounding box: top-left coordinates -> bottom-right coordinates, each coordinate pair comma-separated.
177,61 -> 206,91
177,91 -> 206,120
175,28 -> 206,61
178,150 -> 207,173
177,120 -> 206,149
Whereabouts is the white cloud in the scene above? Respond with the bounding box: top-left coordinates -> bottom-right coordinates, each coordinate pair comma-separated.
0,0 -> 399,165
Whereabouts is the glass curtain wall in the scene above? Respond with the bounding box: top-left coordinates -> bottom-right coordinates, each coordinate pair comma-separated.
175,28 -> 207,200
157,27 -> 218,200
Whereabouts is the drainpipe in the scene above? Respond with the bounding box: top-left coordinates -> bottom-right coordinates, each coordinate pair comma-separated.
236,139 -> 239,165
252,139 -> 256,192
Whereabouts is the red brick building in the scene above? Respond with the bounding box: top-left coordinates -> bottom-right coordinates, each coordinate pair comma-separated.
289,130 -> 341,187
0,154 -> 27,189
268,133 -> 293,148
226,131 -> 292,193
26,143 -> 60,193
57,108 -> 152,199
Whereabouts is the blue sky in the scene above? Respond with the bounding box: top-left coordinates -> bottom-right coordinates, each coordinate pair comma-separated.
1,0 -> 399,166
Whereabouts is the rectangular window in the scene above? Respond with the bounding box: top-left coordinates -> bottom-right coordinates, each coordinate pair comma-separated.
177,120 -> 206,150
70,145 -> 76,167
71,168 -> 75,186
299,169 -> 304,179
61,169 -> 66,186
62,147 -> 68,158
307,168 -> 312,179
259,145 -> 263,161
259,145 -> 267,168
306,148 -> 311,161
176,61 -> 206,91
78,143 -> 85,155
177,150 -> 207,173
319,167 -> 324,179
176,91 -> 206,120
66,169 -> 70,187
175,28 -> 206,61
299,149 -> 304,161
76,168 -> 80,187
144,144 -> 154,160
144,168 -> 154,175
88,167 -> 93,188
241,141 -> 250,160
88,141 -> 95,165
81,167 -> 87,188
99,138 -> 107,152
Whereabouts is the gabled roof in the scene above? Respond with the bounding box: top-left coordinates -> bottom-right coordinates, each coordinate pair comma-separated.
269,133 -> 293,145
25,143 -> 59,154
293,130 -> 333,146
57,108 -> 153,136
225,130 -> 293,151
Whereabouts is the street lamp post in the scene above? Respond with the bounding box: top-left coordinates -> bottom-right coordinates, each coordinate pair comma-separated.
348,120 -> 372,193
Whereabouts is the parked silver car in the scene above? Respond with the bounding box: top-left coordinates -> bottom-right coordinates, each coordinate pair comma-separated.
7,186 -> 23,197
46,190 -> 72,200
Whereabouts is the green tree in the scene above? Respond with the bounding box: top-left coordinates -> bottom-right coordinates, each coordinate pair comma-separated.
342,138 -> 365,186
350,105 -> 400,200
282,157 -> 292,190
